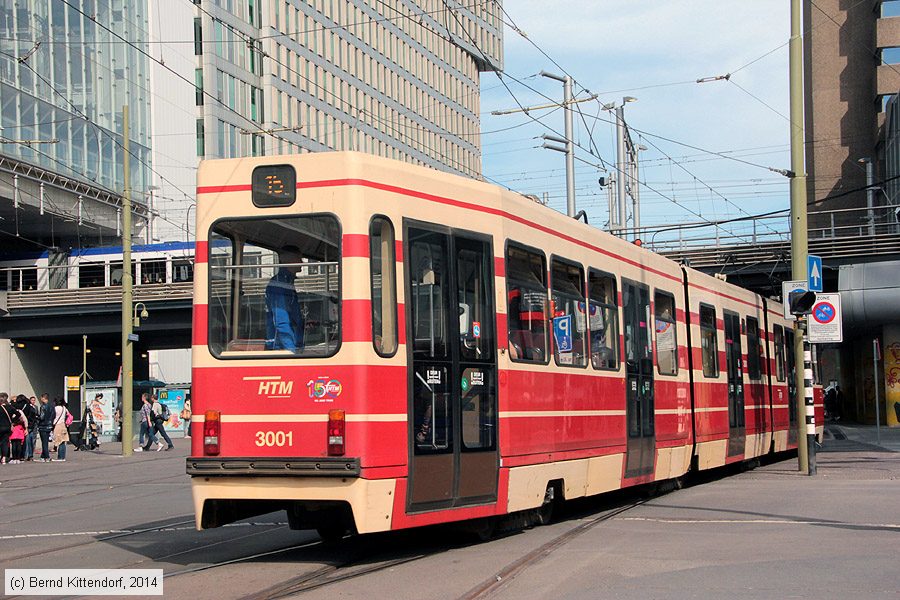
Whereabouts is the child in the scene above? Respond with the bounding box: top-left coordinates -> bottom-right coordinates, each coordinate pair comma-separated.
9,411 -> 26,463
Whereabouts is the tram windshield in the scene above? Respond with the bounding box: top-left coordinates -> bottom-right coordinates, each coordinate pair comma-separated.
207,215 -> 341,357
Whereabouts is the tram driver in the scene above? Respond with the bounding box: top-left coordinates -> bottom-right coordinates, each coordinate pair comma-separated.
265,245 -> 305,352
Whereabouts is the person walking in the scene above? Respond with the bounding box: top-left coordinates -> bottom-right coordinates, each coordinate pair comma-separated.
36,394 -> 54,462
149,393 -> 174,451
139,393 -> 161,452
52,398 -> 72,462
0,393 -> 16,464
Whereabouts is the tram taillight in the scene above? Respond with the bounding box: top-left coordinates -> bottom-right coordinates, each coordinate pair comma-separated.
204,410 -> 221,456
327,409 -> 345,456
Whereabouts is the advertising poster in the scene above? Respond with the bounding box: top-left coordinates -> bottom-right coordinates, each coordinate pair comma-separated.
157,389 -> 187,433
885,334 -> 900,428
86,388 -> 117,436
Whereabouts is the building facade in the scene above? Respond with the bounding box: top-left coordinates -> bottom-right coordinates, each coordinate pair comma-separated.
803,0 -> 900,234
194,0 -> 502,175
0,0 -> 152,198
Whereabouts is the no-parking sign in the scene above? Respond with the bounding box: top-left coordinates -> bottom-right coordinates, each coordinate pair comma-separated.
808,293 -> 842,343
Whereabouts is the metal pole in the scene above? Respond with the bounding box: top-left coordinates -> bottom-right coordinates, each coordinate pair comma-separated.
864,159 -> 875,236
563,76 -> 575,219
633,152 -> 641,240
616,105 -> 627,235
608,174 -> 616,232
790,0 -> 810,473
541,71 -> 576,218
802,324 -> 816,475
121,105 -> 134,458
874,338 -> 882,445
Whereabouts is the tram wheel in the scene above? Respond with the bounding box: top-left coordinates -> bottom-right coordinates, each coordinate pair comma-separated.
315,523 -> 347,544
533,485 -> 556,526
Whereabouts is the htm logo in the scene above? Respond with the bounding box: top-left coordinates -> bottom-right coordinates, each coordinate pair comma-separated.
258,380 -> 293,396
242,376 -> 294,398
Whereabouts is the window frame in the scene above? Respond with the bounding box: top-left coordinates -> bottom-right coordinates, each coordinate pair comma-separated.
587,268 -> 619,372
504,241 -> 550,366
206,212 -> 343,361
549,255 -> 588,369
774,324 -> 786,382
654,290 -> 678,376
369,215 -> 398,358
699,303 -> 720,378
746,315 -> 762,380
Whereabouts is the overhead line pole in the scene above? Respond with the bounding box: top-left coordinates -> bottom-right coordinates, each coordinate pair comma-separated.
789,0 -> 811,474
540,71 -> 576,218
121,105 -> 134,458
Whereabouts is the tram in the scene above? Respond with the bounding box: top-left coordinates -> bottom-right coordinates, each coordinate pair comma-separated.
186,152 -> 823,537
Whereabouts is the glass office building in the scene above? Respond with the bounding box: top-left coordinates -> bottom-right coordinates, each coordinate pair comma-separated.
0,1 -> 152,193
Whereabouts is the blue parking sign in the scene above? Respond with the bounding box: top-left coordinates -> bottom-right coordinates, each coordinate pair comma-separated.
553,315 -> 573,352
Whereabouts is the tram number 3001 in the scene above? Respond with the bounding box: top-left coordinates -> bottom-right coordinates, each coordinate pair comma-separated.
254,431 -> 294,447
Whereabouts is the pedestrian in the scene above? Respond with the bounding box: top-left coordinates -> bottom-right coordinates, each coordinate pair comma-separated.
180,397 -> 192,438
0,392 -> 14,464
52,397 -> 72,462
138,393 -> 159,452
23,396 -> 38,461
149,393 -> 174,451
36,393 -> 54,462
9,409 -> 26,463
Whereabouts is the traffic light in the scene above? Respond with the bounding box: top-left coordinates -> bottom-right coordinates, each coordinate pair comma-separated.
788,290 -> 817,316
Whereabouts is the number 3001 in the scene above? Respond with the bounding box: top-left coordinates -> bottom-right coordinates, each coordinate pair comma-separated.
255,431 -> 293,447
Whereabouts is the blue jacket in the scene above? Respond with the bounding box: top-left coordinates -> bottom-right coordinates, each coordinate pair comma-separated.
265,268 -> 304,351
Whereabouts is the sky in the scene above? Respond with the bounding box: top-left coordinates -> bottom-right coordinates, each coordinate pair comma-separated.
479,1 -> 793,248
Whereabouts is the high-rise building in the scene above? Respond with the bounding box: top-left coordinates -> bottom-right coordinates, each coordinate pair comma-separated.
803,0 -> 900,234
150,0 -> 503,242
0,1 -> 152,199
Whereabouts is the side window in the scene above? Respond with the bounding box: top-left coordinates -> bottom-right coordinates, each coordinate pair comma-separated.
746,316 -> 761,380
370,216 -> 397,357
774,324 -> 786,382
654,291 -> 678,375
550,258 -> 587,367
506,244 -> 548,364
588,270 -> 619,370
700,304 -> 719,377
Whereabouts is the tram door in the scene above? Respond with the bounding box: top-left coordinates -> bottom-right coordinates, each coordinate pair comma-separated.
724,311 -> 746,456
623,280 -> 655,477
405,223 -> 498,509
785,329 -> 799,445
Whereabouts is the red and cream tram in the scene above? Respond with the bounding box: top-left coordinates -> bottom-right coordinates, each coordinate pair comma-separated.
187,152 -> 822,536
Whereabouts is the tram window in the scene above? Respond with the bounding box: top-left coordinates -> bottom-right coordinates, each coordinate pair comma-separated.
505,244 -> 548,364
19,268 -> 37,290
79,263 -> 106,288
746,316 -> 762,380
588,270 -> 618,370
141,259 -> 166,284
173,259 -> 194,283
369,216 -> 397,357
774,324 -> 786,382
109,261 -> 136,286
654,291 -> 678,376
700,304 -> 719,377
208,214 -> 341,358
409,231 -> 449,360
550,258 -> 586,368
457,238 -> 494,363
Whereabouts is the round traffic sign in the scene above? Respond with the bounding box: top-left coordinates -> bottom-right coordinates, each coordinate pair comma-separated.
812,301 -> 836,324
